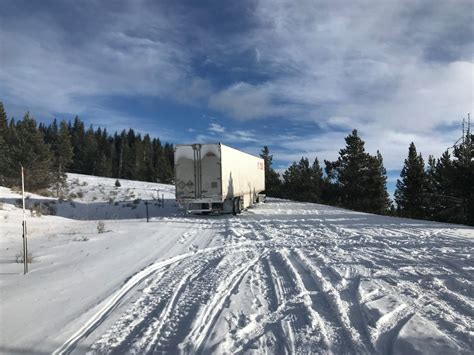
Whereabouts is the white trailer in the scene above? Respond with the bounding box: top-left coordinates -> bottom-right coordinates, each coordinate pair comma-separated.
174,143 -> 265,214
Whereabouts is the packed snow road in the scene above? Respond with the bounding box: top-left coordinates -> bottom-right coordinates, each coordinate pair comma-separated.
56,201 -> 472,354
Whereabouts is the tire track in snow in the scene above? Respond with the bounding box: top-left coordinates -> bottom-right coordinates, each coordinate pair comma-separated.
143,253 -> 226,354
285,250 -> 373,353
267,250 -> 323,353
180,251 -> 265,354
103,253 -> 224,354
371,304 -> 414,354
230,256 -> 317,354
53,244 -> 230,355
230,257 -> 293,354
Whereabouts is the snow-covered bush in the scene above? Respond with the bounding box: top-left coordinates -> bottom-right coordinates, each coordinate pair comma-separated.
97,221 -> 106,234
73,236 -> 89,242
30,202 -> 56,216
16,252 -> 33,264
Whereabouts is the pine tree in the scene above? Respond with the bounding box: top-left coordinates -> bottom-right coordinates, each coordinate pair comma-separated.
121,129 -> 137,179
423,155 -> 437,219
363,151 -> 391,214
10,112 -> 53,191
321,160 -> 340,205
395,142 -> 426,219
260,146 -> 281,197
282,156 -> 323,203
335,129 -> 369,211
151,137 -> 163,181
431,151 -> 457,221
94,128 -> 112,177
310,157 -> 323,202
339,130 -> 366,208
44,118 -> 58,148
296,157 -> 314,201
52,120 -> 74,195
156,143 -> 174,184
0,102 -> 9,185
282,161 -> 300,200
83,126 -> 99,175
70,116 -> 86,173
452,128 -> 474,225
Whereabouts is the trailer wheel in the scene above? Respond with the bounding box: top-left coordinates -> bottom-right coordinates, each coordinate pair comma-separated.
232,197 -> 241,215
236,197 -> 242,214
232,197 -> 237,215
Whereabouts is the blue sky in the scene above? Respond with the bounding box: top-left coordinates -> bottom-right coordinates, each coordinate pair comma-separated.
1,0 -> 473,195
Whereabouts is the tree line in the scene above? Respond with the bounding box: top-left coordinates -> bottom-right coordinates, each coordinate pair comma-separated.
260,130 -> 390,215
261,127 -> 473,226
0,102 -> 174,193
395,135 -> 473,225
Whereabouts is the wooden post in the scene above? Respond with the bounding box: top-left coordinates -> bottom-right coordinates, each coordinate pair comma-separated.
145,201 -> 149,222
21,166 -> 28,275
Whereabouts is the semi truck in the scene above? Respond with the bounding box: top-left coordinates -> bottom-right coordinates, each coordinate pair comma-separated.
174,143 -> 265,214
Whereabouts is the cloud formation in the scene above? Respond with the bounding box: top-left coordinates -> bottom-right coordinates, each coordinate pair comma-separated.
0,0 -> 472,177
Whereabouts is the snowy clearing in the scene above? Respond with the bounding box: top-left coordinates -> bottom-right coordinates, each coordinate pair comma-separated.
1,174 -> 473,354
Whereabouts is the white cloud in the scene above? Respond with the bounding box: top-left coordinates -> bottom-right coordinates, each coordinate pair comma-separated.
196,127 -> 257,144
208,123 -> 226,133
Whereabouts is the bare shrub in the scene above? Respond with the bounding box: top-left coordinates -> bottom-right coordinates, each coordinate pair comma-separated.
47,203 -> 57,215
77,191 -> 84,198
73,236 -> 89,242
36,189 -> 53,197
10,186 -> 21,193
16,252 -> 33,264
30,202 -> 57,216
30,202 -> 43,216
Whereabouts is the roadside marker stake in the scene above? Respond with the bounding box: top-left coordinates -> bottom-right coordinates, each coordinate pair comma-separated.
21,165 -> 28,275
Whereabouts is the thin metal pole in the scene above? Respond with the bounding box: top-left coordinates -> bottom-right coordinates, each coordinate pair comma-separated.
145,201 -> 149,222
21,166 -> 28,274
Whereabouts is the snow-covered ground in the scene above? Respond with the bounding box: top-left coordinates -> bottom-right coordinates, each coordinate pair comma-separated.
1,174 -> 473,354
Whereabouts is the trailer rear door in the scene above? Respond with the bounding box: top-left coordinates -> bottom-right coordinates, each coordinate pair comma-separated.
175,144 -> 222,201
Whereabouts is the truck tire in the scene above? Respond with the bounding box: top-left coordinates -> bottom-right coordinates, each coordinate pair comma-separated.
232,197 -> 238,215
232,197 -> 241,215
236,197 -> 242,214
